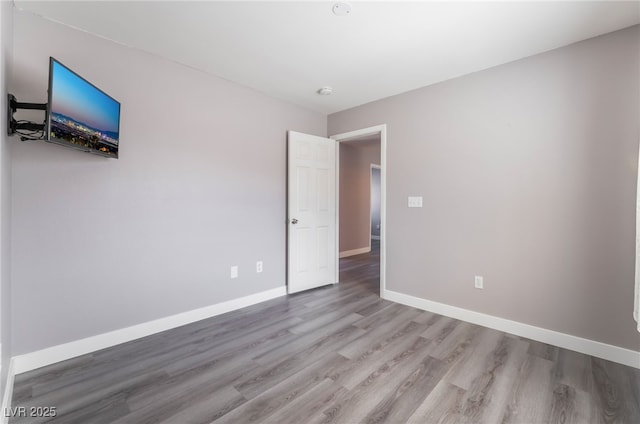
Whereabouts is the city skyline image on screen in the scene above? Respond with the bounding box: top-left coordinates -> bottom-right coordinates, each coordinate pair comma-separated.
48,58 -> 121,158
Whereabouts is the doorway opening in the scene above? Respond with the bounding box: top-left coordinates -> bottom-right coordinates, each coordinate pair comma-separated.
331,125 -> 387,297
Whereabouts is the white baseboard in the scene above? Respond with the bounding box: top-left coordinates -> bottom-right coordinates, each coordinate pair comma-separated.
339,247 -> 371,258
1,358 -> 15,424
12,286 -> 287,375
382,289 -> 640,369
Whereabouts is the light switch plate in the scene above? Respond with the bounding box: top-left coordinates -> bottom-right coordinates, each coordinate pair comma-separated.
408,196 -> 423,208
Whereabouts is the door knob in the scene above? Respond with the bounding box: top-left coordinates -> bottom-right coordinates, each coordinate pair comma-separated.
291,218 -> 299,224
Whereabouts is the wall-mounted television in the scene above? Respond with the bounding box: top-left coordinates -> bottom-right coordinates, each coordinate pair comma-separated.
47,57 -> 121,158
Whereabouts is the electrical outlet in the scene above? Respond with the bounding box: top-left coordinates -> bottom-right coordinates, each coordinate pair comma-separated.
256,261 -> 263,273
474,276 -> 483,289
231,266 -> 238,279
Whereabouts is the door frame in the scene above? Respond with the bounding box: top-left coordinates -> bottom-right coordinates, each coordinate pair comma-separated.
370,164 -> 382,242
331,124 -> 387,297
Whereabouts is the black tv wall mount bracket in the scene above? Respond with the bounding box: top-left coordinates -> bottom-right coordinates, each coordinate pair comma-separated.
7,93 -> 47,135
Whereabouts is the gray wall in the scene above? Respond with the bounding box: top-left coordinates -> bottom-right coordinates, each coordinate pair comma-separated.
329,26 -> 640,351
10,11 -> 326,355
339,140 -> 380,252
0,0 -> 13,396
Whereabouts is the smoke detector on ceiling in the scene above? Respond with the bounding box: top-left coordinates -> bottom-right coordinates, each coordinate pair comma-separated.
317,86 -> 333,96
332,2 -> 352,16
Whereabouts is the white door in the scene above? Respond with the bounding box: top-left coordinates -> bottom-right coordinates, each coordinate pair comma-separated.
287,131 -> 337,294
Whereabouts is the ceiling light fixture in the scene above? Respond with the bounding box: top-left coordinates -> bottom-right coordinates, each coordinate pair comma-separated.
332,2 -> 352,16
317,86 -> 333,96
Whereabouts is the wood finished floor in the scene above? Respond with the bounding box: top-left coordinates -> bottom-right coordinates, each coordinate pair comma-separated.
10,241 -> 640,423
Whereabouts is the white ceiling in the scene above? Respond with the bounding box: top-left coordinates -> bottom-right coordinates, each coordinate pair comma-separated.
14,1 -> 640,114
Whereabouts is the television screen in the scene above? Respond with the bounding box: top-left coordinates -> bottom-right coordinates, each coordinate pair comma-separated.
47,57 -> 121,158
